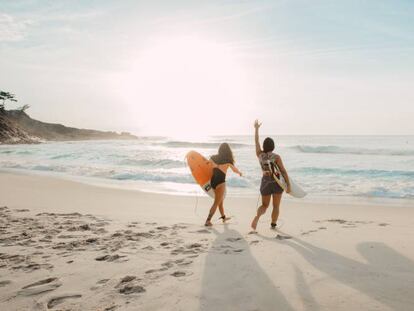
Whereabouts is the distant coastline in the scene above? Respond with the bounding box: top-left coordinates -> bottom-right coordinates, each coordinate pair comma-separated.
0,108 -> 137,144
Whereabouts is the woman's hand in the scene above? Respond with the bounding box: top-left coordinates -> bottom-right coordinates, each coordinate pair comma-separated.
286,185 -> 292,193
254,119 -> 262,129
230,164 -> 242,177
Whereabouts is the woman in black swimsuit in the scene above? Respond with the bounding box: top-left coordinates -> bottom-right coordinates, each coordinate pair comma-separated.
205,143 -> 242,227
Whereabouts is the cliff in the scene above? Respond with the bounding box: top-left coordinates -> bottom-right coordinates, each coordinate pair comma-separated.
0,109 -> 137,144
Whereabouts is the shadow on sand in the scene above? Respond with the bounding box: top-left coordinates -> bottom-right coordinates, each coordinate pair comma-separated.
279,237 -> 414,310
199,225 -> 295,311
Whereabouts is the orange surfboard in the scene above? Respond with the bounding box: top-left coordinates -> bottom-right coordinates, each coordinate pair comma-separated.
186,150 -> 216,198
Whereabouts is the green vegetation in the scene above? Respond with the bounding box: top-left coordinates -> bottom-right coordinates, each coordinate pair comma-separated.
0,90 -> 18,110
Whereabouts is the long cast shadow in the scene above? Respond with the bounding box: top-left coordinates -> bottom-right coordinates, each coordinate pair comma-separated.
199,225 -> 294,311
255,232 -> 320,311
293,264 -> 320,311
281,237 -> 414,310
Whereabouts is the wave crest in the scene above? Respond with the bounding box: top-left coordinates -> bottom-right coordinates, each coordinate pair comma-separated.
292,145 -> 414,156
296,167 -> 414,178
119,158 -> 183,168
160,141 -> 248,149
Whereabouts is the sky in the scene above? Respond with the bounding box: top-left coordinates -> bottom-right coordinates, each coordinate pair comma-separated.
1,0 -> 414,136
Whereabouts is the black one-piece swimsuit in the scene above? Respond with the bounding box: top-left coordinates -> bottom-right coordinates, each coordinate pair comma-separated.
210,168 -> 226,189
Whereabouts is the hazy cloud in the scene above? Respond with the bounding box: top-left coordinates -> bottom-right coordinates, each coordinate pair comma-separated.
0,13 -> 31,42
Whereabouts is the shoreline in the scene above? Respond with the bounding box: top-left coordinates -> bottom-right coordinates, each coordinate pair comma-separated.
1,171 -> 414,310
1,167 -> 413,209
1,135 -> 413,202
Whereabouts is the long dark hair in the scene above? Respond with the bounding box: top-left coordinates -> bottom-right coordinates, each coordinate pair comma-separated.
211,143 -> 234,165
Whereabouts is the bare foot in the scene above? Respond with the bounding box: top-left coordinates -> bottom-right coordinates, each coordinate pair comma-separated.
251,216 -> 259,231
204,221 -> 213,227
222,217 -> 231,223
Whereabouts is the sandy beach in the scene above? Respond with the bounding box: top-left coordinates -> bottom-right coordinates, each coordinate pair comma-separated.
0,171 -> 413,310
2,0 -> 413,309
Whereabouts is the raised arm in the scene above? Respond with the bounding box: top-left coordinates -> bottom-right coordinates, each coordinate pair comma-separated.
275,155 -> 291,193
229,164 -> 242,177
254,119 -> 262,157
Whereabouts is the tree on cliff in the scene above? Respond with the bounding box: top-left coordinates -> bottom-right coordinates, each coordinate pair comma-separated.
0,91 -> 18,110
18,104 -> 30,112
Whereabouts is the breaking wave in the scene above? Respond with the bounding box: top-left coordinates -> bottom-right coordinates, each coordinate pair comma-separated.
292,145 -> 414,156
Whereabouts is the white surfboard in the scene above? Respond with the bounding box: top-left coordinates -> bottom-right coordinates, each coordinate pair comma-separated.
278,175 -> 307,198
269,163 -> 307,198
200,181 -> 227,199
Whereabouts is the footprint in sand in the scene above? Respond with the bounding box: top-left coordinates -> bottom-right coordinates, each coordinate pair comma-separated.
156,226 -> 169,231
172,224 -> 188,230
0,280 -> 11,287
142,245 -> 154,251
171,271 -> 186,277
175,258 -> 193,266
194,229 -> 211,234
18,277 -> 61,296
47,294 -> 82,309
186,243 -> 203,249
117,275 -> 137,287
171,244 -> 201,256
90,278 -> 112,291
136,232 -> 155,238
161,261 -> 175,268
119,285 -> 145,295
113,275 -> 145,295
95,254 -> 126,262
146,266 -> 171,274
276,234 -> 292,240
301,229 -> 318,236
97,279 -> 110,284
21,262 -> 49,272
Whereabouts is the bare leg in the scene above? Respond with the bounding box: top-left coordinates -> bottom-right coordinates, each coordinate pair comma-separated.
218,200 -> 231,222
218,200 -> 225,218
251,195 -> 271,231
271,193 -> 282,226
205,184 -> 225,226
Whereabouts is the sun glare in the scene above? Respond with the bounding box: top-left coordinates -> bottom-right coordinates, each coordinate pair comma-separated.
120,36 -> 249,137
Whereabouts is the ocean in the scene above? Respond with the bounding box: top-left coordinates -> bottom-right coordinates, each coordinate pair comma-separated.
1,135 -> 413,201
